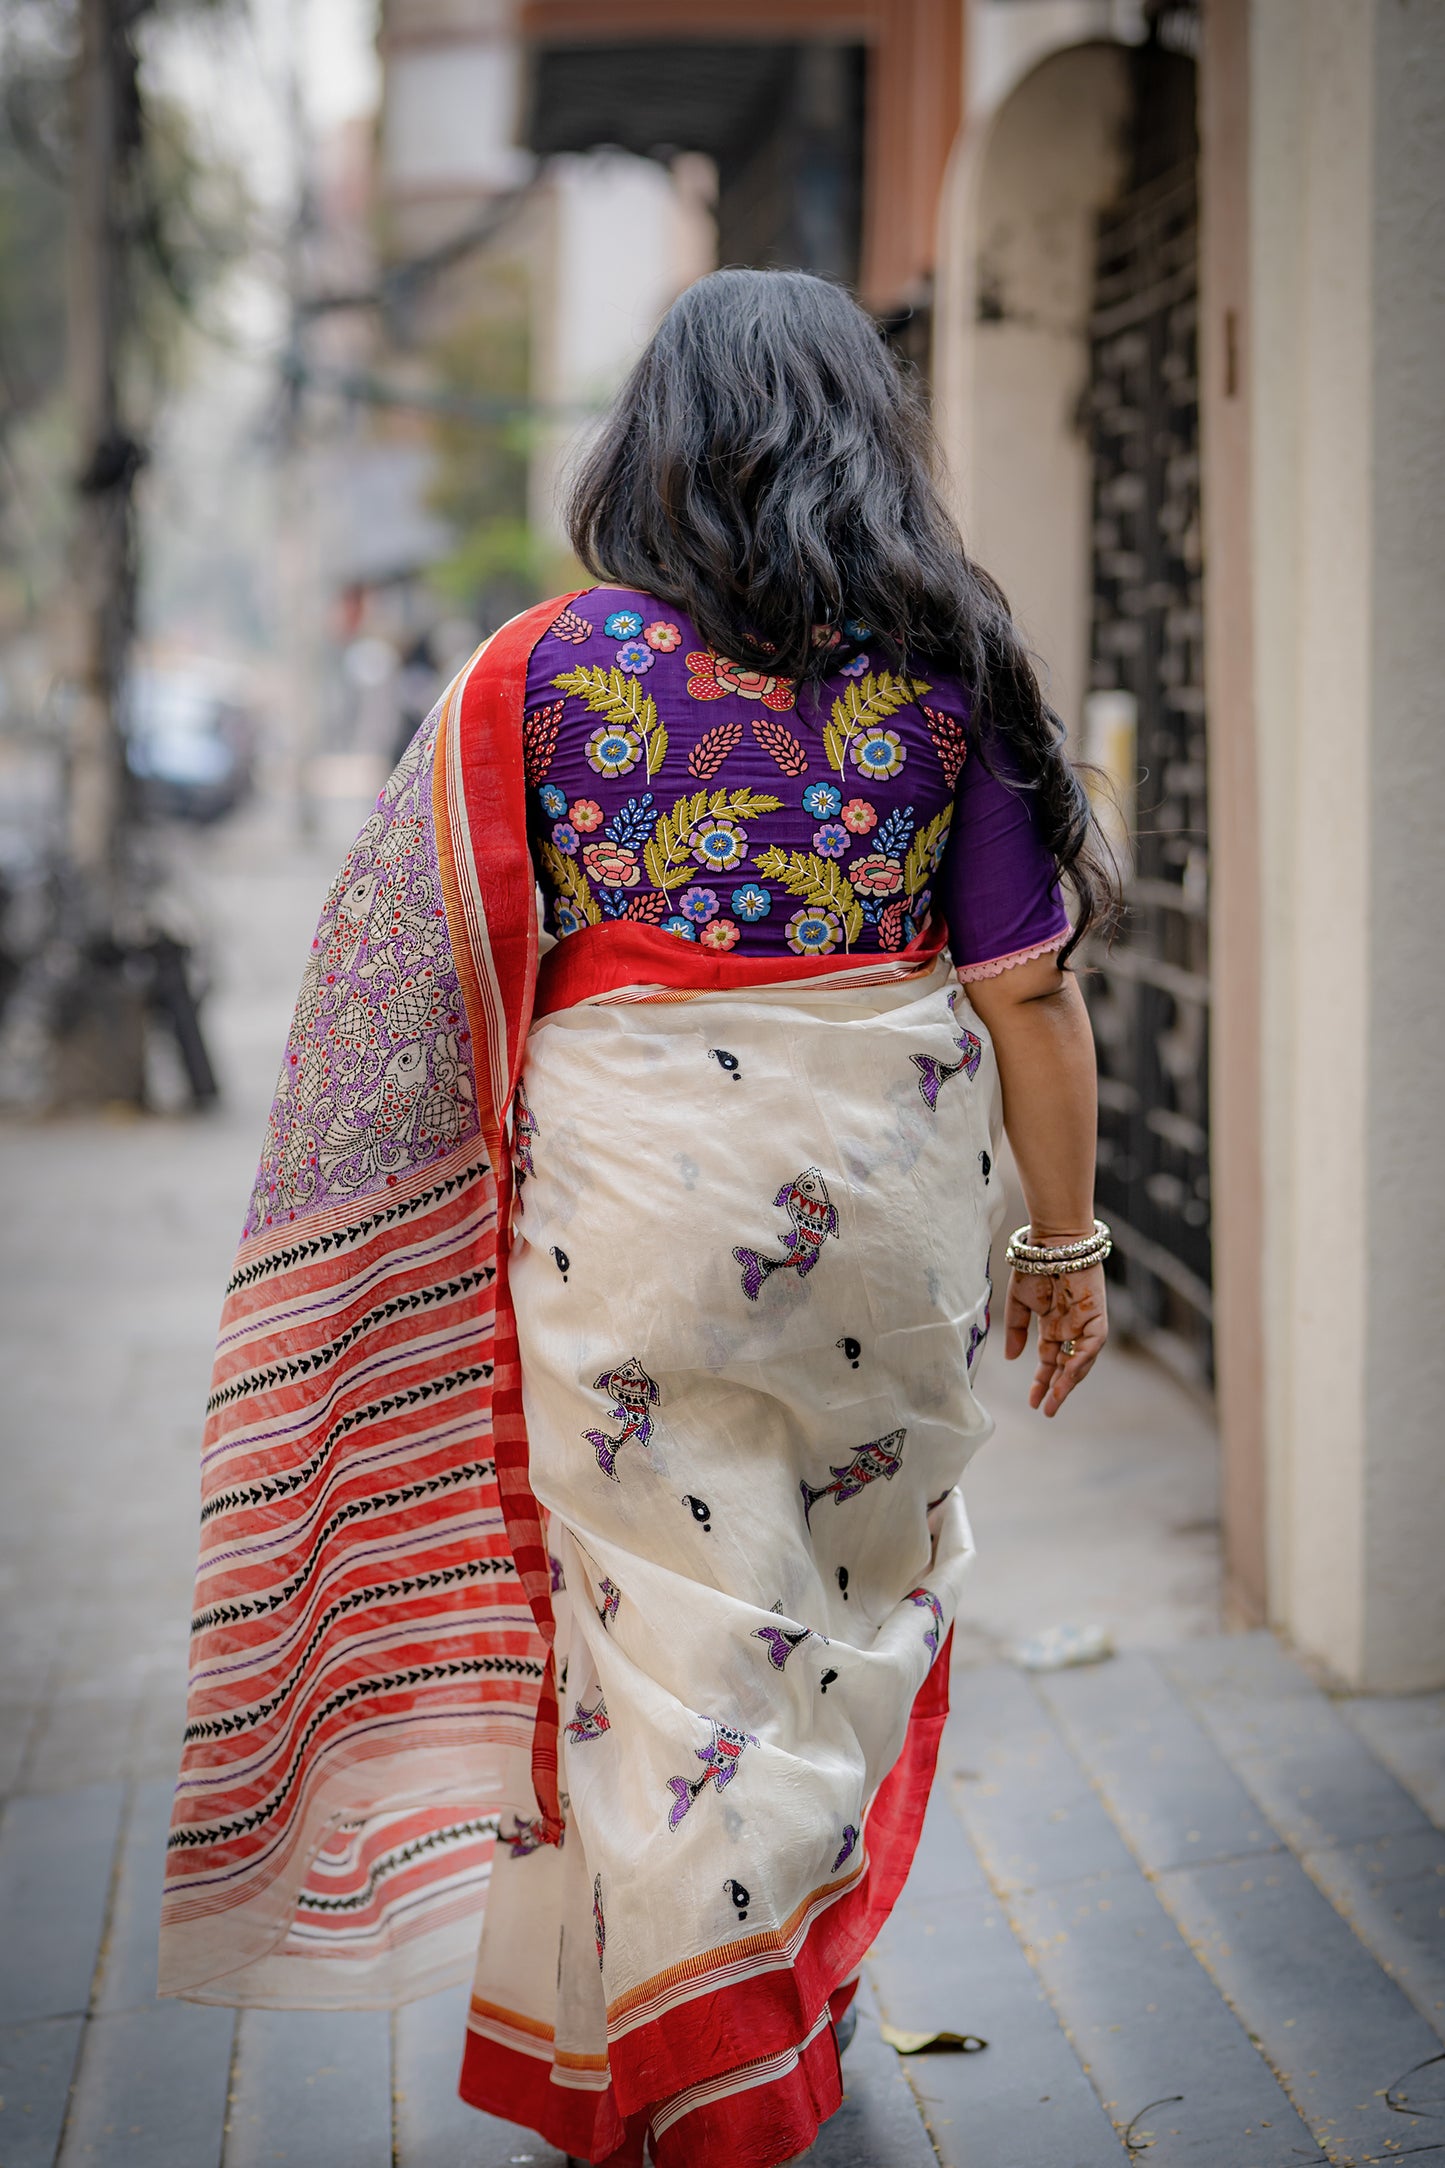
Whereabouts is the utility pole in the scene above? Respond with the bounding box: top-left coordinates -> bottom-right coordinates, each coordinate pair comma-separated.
53,0 -> 148,1103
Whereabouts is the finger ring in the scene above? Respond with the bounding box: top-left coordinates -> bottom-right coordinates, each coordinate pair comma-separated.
1060,1338 -> 1077,1357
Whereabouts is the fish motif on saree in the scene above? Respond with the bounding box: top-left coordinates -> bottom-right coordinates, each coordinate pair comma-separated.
161,594 -> 1003,2168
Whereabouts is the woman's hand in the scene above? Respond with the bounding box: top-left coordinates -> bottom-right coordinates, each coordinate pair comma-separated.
1003,1260 -> 1108,1417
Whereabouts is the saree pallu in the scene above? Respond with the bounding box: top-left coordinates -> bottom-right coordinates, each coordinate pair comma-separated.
159,596 -> 1001,2166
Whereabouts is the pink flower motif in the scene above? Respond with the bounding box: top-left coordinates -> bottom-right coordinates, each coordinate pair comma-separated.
841,798 -> 877,835
840,653 -> 869,678
700,917 -> 740,951
813,822 -> 849,859
570,799 -> 604,832
685,650 -> 796,712
582,840 -> 641,889
848,852 -> 905,898
644,621 -> 682,651
679,885 -> 720,924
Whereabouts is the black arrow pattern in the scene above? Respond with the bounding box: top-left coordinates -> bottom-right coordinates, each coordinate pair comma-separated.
190,1458 -> 500,1633
168,1655 -> 546,1851
225,1161 -> 493,1295
207,1271 -> 495,1414
200,1364 -> 492,1523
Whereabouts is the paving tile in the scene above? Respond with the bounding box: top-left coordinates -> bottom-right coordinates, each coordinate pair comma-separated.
947,1665 -> 1136,1893
1297,1827 -> 1445,2042
0,1703 -> 41,1795
1343,1695 -> 1445,1830
0,2014 -> 85,2168
393,1982 -> 568,2168
56,1999 -> 234,2168
870,1881 -> 1128,2167
1164,1638 -> 1429,1851
1039,1652 -> 1278,1873
93,1779 -> 172,2014
1159,1846 -> 1445,2164
894,1763 -> 989,1901
225,2006 -> 393,2168
800,1984 -> 936,2166
1008,1867 -> 1322,2167
21,1689 -> 142,1796
0,1785 -> 126,2025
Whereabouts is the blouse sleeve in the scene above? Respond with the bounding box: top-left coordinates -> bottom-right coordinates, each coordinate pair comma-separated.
931,682 -> 1071,980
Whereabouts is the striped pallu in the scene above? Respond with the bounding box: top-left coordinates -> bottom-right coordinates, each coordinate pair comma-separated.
160,599 -> 571,2005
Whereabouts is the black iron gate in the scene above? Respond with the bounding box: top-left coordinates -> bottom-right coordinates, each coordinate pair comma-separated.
1082,93 -> 1211,1383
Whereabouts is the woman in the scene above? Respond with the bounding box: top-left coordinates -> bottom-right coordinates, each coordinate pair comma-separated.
160,270 -> 1114,2168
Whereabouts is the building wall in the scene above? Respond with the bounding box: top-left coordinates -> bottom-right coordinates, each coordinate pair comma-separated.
1251,0 -> 1445,1687
933,40 -> 1132,745
937,0 -> 1445,1687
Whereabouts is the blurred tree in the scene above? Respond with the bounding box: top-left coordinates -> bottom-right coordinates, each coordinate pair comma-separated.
0,0 -> 247,1107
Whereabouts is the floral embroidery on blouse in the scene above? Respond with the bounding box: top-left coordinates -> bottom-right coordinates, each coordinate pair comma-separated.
685,650 -> 797,712
525,588 -> 1069,963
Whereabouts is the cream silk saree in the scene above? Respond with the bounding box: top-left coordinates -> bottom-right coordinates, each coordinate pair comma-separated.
161,598 -> 1001,2167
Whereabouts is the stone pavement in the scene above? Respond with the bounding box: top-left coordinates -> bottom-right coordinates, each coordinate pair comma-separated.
2,801 -> 1442,2168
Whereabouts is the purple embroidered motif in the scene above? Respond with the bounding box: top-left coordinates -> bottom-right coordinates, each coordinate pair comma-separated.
735,1166 -> 839,1299
583,1356 -> 661,1480
666,1719 -> 758,1830
246,711 -> 478,1236
800,1428 -> 906,1525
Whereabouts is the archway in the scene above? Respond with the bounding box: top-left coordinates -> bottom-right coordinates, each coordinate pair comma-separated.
935,32 -> 1210,1387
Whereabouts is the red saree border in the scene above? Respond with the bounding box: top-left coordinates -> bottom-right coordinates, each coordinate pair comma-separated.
535,916 -> 948,1017
457,1634 -> 952,2165
435,592 -> 583,1840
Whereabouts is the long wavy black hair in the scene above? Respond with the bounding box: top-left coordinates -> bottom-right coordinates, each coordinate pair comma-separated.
566,267 -> 1117,962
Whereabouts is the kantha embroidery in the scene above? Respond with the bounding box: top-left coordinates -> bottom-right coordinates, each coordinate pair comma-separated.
566,1693 -> 610,1744
911,995 -> 983,1110
735,1166 -> 839,1299
800,1429 -> 906,1525
583,1356 -> 661,1480
666,1718 -> 759,1831
753,1623 -> 812,1670
908,1587 -> 946,1661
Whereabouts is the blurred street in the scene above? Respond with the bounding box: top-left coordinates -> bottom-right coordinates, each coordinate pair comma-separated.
1,796 -> 1442,2167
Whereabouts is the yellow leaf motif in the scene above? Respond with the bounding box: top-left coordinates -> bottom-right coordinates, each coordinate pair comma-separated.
540,841 -> 601,926
902,808 -> 953,907
553,665 -> 661,744
752,847 -> 864,949
823,673 -> 931,778
644,787 -> 782,897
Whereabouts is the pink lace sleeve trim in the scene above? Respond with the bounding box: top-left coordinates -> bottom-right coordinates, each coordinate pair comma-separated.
956,928 -> 1070,983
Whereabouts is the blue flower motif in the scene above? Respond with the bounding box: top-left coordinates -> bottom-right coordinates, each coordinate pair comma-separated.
603,609 -> 643,640
840,653 -> 869,678
813,822 -> 849,859
616,640 -> 654,673
843,617 -> 871,640
679,885 -> 720,924
556,904 -> 586,938
661,915 -> 697,941
606,793 -> 655,848
731,883 -> 772,923
539,784 -> 567,820
802,781 -> 842,819
552,821 -> 579,856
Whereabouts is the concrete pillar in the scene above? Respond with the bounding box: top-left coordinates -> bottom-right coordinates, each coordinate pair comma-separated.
1249,0 -> 1445,1689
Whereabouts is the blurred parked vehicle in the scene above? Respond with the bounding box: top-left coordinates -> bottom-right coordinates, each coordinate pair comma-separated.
123,666 -> 258,823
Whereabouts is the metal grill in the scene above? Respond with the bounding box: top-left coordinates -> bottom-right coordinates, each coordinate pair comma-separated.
1082,155 -> 1212,1384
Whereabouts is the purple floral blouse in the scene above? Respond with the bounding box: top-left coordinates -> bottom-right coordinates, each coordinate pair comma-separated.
523,587 -> 1070,977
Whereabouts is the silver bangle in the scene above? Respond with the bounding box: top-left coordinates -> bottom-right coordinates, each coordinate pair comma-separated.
1005,1220 -> 1112,1275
